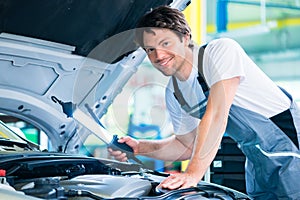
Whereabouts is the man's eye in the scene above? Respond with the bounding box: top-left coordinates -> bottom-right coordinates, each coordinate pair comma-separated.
163,42 -> 170,47
146,48 -> 154,54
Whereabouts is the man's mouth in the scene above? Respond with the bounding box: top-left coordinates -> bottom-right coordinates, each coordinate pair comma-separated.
158,57 -> 173,67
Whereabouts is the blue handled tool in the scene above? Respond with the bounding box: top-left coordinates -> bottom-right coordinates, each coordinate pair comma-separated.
52,96 -> 144,165
83,104 -> 139,160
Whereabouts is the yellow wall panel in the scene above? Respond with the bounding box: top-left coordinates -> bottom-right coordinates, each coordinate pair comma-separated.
183,0 -> 205,44
181,0 -> 205,172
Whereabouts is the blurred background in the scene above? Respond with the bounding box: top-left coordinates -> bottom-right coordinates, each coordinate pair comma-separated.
205,0 -> 300,104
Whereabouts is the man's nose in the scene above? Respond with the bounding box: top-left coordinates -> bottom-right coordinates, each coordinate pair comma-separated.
155,49 -> 166,60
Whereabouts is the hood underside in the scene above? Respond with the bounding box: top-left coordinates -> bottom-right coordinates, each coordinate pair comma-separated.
0,0 -> 173,60
0,0 -> 190,153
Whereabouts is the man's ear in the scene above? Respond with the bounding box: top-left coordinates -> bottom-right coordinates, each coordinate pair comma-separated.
184,33 -> 190,46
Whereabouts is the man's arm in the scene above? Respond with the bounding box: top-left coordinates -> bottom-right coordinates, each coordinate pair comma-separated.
137,129 -> 197,161
159,76 -> 240,189
110,129 -> 197,162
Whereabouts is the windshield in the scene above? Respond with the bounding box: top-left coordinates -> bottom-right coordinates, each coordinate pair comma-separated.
0,120 -> 25,142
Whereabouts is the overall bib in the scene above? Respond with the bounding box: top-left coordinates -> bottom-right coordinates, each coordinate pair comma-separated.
172,47 -> 300,199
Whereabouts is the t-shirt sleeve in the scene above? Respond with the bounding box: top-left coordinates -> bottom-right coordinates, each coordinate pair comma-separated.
204,38 -> 246,87
165,87 -> 200,135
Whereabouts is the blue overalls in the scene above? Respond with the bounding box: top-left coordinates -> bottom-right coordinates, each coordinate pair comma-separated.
172,46 -> 300,199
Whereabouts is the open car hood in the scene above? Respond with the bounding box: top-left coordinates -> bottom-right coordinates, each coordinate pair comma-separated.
0,0 -> 191,153
0,0 -> 174,58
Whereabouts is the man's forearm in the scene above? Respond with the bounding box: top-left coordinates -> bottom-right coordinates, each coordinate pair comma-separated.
186,131 -> 223,178
137,135 -> 192,161
185,78 -> 239,179
184,99 -> 228,179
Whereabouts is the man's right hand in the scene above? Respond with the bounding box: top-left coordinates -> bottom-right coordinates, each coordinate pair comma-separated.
107,136 -> 139,162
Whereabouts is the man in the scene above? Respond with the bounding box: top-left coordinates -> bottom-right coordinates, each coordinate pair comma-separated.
109,5 -> 300,199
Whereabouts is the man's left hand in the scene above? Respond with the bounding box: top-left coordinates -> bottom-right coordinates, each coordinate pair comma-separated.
158,172 -> 199,190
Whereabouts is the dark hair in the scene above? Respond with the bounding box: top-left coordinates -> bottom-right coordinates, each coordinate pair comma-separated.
135,5 -> 192,47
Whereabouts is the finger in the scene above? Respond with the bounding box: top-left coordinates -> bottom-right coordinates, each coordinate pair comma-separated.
117,138 -> 125,143
108,149 -> 122,156
159,176 -> 183,190
107,148 -> 123,155
108,149 -> 127,160
118,136 -> 130,143
159,174 -> 177,185
114,155 -> 128,162
166,178 -> 184,190
179,182 -> 194,189
114,152 -> 127,159
178,177 -> 197,189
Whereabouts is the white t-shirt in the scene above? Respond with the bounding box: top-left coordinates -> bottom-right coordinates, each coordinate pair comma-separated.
166,38 -> 291,135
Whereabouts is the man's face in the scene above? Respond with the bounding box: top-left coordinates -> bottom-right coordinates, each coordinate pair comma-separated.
142,28 -> 189,77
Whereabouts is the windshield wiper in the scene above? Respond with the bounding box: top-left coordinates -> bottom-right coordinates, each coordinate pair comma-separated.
0,138 -> 37,151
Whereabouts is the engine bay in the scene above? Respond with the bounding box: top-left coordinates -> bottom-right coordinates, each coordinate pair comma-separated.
0,152 -> 250,200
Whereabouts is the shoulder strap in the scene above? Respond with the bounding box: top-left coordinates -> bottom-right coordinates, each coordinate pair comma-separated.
173,44 -> 208,107
197,45 -> 206,77
172,76 -> 190,108
197,44 -> 209,93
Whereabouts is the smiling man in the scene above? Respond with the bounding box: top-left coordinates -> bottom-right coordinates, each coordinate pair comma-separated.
109,5 -> 300,199
142,28 -> 192,79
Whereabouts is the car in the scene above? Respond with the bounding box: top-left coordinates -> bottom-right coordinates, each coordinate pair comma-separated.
0,0 -> 250,199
